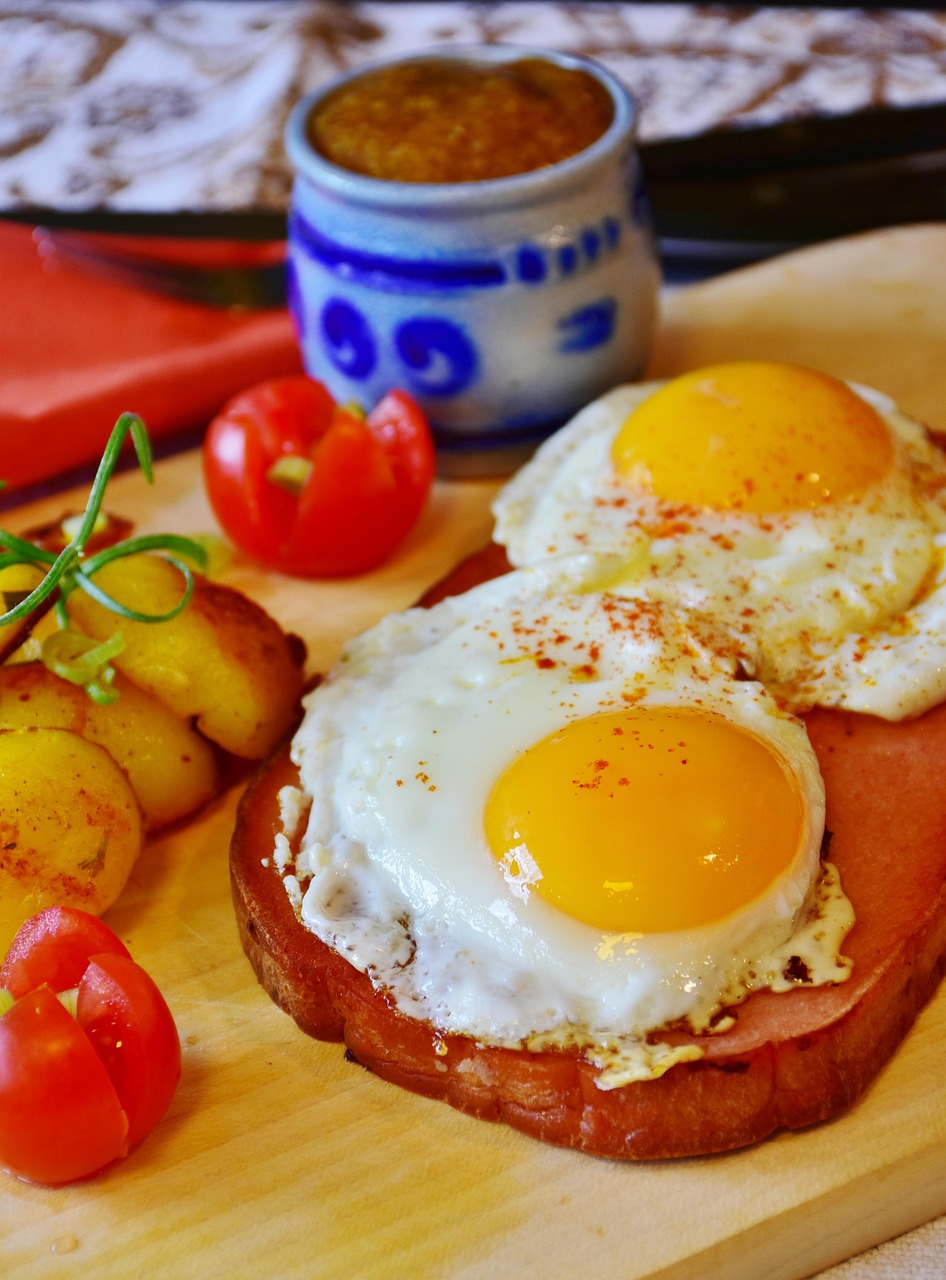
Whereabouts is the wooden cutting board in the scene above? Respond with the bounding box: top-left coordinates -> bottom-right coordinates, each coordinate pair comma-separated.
4,224 -> 946,1280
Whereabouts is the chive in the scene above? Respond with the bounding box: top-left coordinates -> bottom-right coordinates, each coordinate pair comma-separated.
42,630 -> 125,702
267,454 -> 313,494
0,412 -> 211,702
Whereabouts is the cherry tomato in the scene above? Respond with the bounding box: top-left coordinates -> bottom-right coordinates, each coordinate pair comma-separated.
0,908 -> 181,1185
77,952 -> 180,1149
0,904 -> 130,1000
0,987 -> 128,1186
202,376 -> 436,577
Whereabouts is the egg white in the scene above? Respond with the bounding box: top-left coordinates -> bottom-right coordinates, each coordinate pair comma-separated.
279,566 -> 851,1085
492,380 -> 946,719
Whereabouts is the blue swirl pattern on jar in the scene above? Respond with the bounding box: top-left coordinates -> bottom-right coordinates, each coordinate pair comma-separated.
285,45 -> 659,475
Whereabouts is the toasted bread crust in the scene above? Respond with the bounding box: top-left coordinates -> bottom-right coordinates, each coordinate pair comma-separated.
230,545 -> 946,1158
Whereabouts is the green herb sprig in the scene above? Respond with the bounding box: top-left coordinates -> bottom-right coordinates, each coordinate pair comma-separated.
0,413 -> 208,703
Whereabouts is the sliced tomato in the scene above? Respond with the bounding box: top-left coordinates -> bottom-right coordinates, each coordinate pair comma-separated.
0,908 -> 181,1184
0,905 -> 130,1000
202,376 -> 435,576
77,952 -> 181,1148
0,986 -> 128,1184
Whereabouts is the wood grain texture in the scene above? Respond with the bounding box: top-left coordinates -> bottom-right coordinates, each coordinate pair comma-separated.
4,225 -> 946,1280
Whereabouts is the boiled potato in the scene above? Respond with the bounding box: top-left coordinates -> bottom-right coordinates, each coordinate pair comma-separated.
0,563 -> 46,662
0,662 -> 221,831
65,554 -> 305,759
0,728 -> 142,952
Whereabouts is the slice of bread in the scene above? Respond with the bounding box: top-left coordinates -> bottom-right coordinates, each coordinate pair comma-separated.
230,546 -> 946,1158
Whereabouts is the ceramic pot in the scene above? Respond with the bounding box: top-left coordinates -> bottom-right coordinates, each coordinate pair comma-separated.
285,44 -> 660,476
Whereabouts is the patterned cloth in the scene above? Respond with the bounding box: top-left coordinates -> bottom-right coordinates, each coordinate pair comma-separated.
2,1 -> 946,213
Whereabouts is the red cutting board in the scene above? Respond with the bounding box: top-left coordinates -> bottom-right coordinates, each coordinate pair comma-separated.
3,224 -> 946,1280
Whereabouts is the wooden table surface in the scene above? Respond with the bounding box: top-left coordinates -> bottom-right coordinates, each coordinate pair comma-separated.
4,224 -> 946,1280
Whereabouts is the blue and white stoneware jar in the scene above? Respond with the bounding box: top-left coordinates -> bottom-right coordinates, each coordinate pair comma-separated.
284,45 -> 660,476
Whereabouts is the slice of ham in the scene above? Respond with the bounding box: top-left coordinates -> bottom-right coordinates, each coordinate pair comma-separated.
230,545 -> 946,1158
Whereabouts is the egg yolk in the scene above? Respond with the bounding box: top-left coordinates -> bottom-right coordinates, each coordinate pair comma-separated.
484,706 -> 807,933
611,361 -> 893,513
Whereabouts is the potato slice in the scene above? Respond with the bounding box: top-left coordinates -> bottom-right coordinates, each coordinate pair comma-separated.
0,728 -> 142,952
65,554 -> 305,759
0,662 -> 221,832
0,563 -> 47,663
83,674 -> 222,831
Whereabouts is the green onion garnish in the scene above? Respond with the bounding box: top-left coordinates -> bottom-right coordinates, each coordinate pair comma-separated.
41,630 -> 126,705
0,412 -> 210,700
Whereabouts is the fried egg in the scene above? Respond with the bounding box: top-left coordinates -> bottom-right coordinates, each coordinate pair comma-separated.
493,362 -> 946,719
278,568 -> 852,1086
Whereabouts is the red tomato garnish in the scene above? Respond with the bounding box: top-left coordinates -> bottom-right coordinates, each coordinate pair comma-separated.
0,904 -> 130,1000
0,908 -> 181,1185
77,952 -> 181,1149
202,376 -> 436,576
0,987 -> 128,1185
